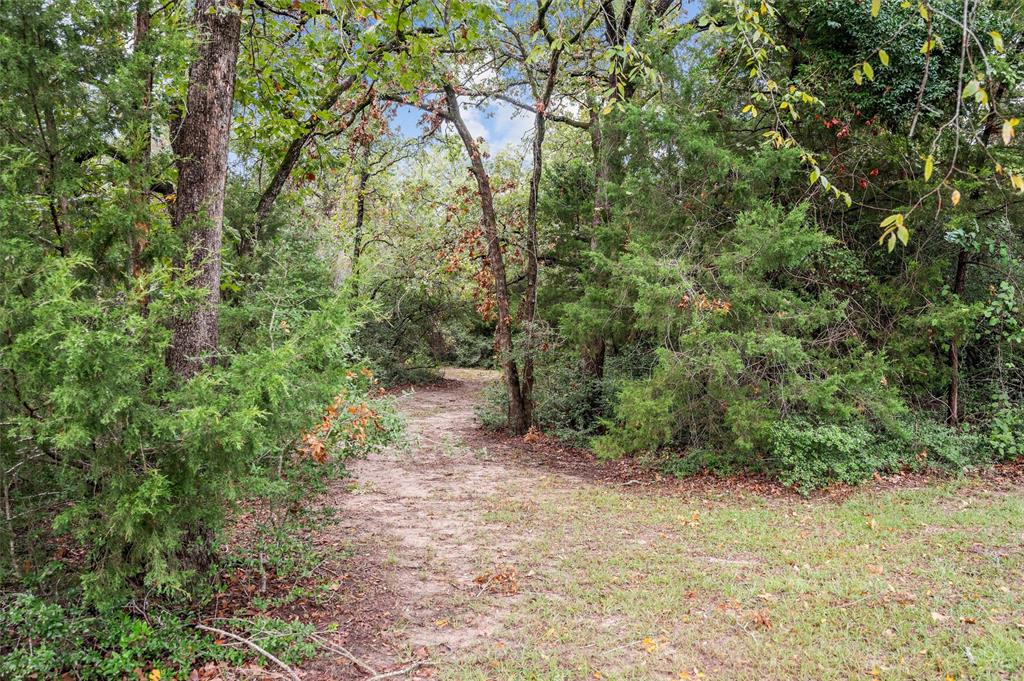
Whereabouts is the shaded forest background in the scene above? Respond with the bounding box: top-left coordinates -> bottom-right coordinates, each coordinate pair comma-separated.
0,0 -> 1022,677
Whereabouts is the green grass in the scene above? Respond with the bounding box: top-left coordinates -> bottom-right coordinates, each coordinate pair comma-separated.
440,477 -> 1024,680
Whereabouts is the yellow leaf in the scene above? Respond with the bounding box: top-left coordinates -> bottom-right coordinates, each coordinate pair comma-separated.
879,49 -> 889,66
897,223 -> 910,246
871,0 -> 881,17
149,671 -> 162,681
924,154 -> 934,181
951,189 -> 961,206
863,61 -> 874,81
1002,119 -> 1016,145
918,2 -> 928,20
989,30 -> 1004,53
880,213 -> 902,228
853,68 -> 863,85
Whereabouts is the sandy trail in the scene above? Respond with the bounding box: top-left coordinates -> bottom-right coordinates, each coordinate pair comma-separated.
307,367 -> 578,678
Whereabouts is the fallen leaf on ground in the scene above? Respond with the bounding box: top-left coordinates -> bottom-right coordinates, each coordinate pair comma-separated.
751,610 -> 773,629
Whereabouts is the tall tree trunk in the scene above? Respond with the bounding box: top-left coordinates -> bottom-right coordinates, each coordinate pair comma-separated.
520,50 -> 562,428
130,0 -> 152,283
581,107 -> 608,380
167,0 -> 242,379
443,84 -> 528,435
350,163 -> 370,295
946,82 -> 1006,426
577,0 -> 673,382
947,249 -> 969,426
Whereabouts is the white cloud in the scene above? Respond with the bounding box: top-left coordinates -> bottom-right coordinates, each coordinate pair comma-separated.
457,99 -> 534,152
551,94 -> 583,120
459,102 -> 490,142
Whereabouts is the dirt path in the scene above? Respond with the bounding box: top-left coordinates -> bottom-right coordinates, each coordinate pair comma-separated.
306,367 -> 580,679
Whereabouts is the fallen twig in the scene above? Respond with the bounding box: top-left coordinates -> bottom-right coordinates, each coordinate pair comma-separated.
598,638 -> 645,655
195,623 -> 301,681
310,633 -> 379,676
837,591 -> 887,609
367,661 -> 424,679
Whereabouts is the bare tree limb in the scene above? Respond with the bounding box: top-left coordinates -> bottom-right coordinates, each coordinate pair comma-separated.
195,624 -> 301,681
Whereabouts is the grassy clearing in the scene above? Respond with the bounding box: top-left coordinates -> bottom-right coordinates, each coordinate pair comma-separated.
441,477 -> 1024,680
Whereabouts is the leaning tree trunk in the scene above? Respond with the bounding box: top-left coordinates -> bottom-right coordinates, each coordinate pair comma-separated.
442,84 -> 529,435
167,0 -> 242,379
246,76 -> 362,253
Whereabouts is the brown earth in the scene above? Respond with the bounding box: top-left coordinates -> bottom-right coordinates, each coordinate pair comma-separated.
303,368 -> 570,679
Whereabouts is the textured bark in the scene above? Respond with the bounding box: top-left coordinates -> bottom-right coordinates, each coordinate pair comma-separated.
947,249 -> 969,427
520,50 -> 562,428
167,0 -> 242,379
443,84 -> 528,435
581,109 -> 608,380
350,162 -> 370,295
130,0 -> 152,283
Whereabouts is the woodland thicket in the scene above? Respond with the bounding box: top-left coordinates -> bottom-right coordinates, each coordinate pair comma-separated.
1,0 -> 1022,676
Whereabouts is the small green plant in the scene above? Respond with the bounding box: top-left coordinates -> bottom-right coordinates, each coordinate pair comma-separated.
476,382 -> 509,430
770,419 -> 882,492
986,398 -> 1024,461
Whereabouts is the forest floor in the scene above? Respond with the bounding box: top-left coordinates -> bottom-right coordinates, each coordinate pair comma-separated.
277,368 -> 1023,681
